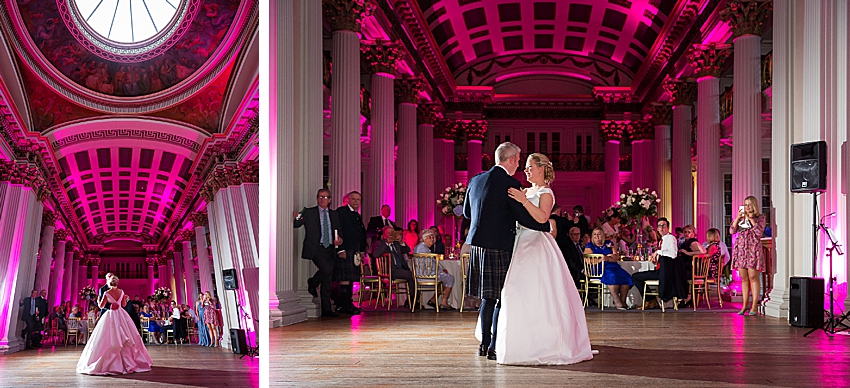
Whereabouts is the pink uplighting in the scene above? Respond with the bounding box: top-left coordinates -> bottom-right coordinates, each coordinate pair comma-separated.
495,71 -> 592,83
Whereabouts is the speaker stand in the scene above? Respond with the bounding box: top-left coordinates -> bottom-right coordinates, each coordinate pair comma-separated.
804,228 -> 849,336
811,192 -> 820,277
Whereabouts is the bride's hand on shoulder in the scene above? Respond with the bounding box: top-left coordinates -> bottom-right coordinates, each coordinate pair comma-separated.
507,187 -> 525,203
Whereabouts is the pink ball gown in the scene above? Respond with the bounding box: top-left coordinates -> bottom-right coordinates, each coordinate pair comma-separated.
76,289 -> 153,375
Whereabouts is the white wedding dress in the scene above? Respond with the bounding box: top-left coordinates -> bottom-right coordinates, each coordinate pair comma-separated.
76,289 -> 153,375
494,188 -> 594,365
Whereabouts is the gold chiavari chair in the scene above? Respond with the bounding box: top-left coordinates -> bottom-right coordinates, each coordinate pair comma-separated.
706,256 -> 724,308
357,256 -> 381,307
641,280 -> 676,312
411,253 -> 443,312
582,254 -> 606,310
65,318 -> 81,347
689,254 -> 713,311
460,253 -> 469,312
374,253 -> 411,309
141,318 -> 152,344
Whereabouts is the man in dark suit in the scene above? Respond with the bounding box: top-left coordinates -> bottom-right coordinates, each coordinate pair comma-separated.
333,191 -> 367,315
366,204 -> 397,241
294,188 -> 344,317
566,205 -> 591,237
371,226 -> 414,304
463,142 -> 550,360
562,227 -> 586,288
20,290 -> 46,348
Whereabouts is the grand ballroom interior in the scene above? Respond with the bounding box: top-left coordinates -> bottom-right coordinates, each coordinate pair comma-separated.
0,0 -> 259,386
272,0 -> 850,386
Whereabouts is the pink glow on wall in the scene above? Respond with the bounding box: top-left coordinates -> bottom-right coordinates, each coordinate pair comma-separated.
495,71 -> 592,83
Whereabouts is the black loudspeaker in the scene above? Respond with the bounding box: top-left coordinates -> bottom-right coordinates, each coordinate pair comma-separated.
789,277 -> 824,328
222,268 -> 238,290
230,328 -> 249,355
790,141 -> 827,192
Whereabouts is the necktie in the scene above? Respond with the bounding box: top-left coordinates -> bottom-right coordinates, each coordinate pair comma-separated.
321,209 -> 331,248
31,299 -> 35,315
384,218 -> 388,227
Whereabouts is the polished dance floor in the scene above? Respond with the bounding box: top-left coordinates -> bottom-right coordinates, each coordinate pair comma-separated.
272,302 -> 850,387
0,342 -> 258,387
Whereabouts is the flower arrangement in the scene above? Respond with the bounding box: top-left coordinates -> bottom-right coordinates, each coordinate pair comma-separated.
437,182 -> 467,218
616,188 -> 661,222
602,205 -> 625,220
79,286 -> 97,301
154,287 -> 172,302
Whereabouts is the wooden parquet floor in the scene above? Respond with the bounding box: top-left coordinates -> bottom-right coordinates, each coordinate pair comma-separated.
271,302 -> 850,387
0,342 -> 258,387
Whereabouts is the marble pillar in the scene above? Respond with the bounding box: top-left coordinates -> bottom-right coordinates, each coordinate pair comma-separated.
60,236 -> 74,303
691,43 -> 730,238
417,105 -> 437,229
35,211 -> 56,297
432,121 -> 448,229
601,121 -> 623,207
158,255 -> 168,290
146,255 -> 157,296
363,41 -> 399,223
466,120 -> 488,179
165,253 -> 176,300
172,248 -> 186,305
651,105 -> 674,219
89,255 -> 101,289
191,215 -> 214,295
395,78 -> 421,226
664,78 -> 696,227
77,254 -> 87,306
442,123 -> 458,243
50,233 -> 69,307
181,234 -> 198,304
630,121 -> 655,192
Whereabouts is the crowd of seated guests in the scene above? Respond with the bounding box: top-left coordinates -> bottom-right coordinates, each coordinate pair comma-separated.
412,228 -> 455,310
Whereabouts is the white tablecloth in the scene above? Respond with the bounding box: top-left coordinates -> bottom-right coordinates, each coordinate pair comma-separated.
600,261 -> 655,308
410,259 -> 467,310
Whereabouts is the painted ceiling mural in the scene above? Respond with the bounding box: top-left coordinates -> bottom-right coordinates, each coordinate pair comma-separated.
15,0 -> 239,98
149,62 -> 234,132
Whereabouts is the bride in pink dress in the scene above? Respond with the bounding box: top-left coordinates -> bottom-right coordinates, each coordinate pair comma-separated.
76,275 -> 153,375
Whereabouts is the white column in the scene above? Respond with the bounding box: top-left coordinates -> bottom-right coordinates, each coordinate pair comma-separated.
443,133 -> 457,242
165,255 -> 176,301
35,212 -> 56,296
652,106 -> 673,219
90,260 -> 99,289
366,72 -> 396,222
77,257 -> 87,306
417,117 -> 436,229
0,179 -> 44,355
631,124 -> 654,191
691,43 -> 729,239
146,256 -> 156,296
182,238 -> 198,304
601,121 -> 622,207
432,122 -> 448,229
69,256 -> 79,306
732,35 -> 764,218
193,220 -> 214,295
172,249 -> 186,305
396,98 -> 418,226
60,239 -> 74,303
49,235 -> 68,307
158,256 -> 168,290
466,119 -> 487,179
672,104 -> 694,227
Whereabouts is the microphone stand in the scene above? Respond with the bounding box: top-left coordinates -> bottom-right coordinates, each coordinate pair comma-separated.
237,302 -> 259,359
804,218 -> 849,336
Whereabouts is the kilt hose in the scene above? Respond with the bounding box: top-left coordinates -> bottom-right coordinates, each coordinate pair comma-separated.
467,245 -> 512,300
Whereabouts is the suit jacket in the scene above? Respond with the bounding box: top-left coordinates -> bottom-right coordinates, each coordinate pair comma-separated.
21,296 -> 46,322
367,216 -> 398,238
463,166 -> 550,252
562,238 -> 585,283
337,205 -> 367,253
371,241 -> 410,271
36,297 -> 48,321
294,206 -> 343,259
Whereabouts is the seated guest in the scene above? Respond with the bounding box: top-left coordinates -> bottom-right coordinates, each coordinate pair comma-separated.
49,305 -> 67,331
561,227 -> 585,287
633,217 -> 677,309
601,214 -> 621,240
618,227 -> 635,255
703,228 -> 730,282
160,301 -> 185,344
412,229 -> 455,310
140,305 -> 163,344
676,225 -> 706,307
584,228 -> 633,310
86,305 -> 99,321
68,305 -> 82,318
402,220 -> 420,248
428,226 -> 446,255
371,226 -> 415,306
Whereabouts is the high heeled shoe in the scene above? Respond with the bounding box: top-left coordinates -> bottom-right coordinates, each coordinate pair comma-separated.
737,309 -> 748,315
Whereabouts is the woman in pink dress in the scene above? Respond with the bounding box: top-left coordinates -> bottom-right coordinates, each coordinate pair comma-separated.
202,292 -> 220,347
77,275 -> 152,375
729,195 -> 767,316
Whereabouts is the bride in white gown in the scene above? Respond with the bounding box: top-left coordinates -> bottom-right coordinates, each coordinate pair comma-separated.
77,275 -> 153,375
495,152 -> 594,365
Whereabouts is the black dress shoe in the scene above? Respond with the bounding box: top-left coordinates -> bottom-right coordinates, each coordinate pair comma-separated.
478,344 -> 487,356
321,311 -> 338,317
486,348 -> 497,360
308,287 -> 318,297
336,306 -> 360,315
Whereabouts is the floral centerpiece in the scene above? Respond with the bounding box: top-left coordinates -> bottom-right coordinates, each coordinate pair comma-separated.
437,182 -> 467,218
79,285 -> 97,302
616,188 -> 661,222
154,287 -> 172,302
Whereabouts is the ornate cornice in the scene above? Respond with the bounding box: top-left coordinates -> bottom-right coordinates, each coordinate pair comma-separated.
689,43 -> 731,78
394,78 -> 423,104
163,251 -> 175,261
189,213 -> 208,228
156,254 -> 167,266
721,1 -> 773,38
663,77 -> 696,106
322,0 -> 373,32
86,255 -> 101,267
178,229 -> 196,242
391,0 -> 456,100
90,232 -> 157,245
199,160 -> 260,202
42,210 -> 57,227
64,240 -> 75,250
74,251 -> 83,261
628,121 -> 655,141
593,87 -> 634,104
433,119 -> 450,140
0,161 -> 49,201
416,104 -> 440,125
145,255 -> 160,266
600,121 -> 626,142
462,119 -> 488,142
650,104 -> 674,126
361,40 -> 402,75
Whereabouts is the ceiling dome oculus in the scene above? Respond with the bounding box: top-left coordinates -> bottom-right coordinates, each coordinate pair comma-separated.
70,0 -> 188,54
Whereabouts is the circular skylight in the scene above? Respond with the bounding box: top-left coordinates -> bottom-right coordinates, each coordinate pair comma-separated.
74,0 -> 180,44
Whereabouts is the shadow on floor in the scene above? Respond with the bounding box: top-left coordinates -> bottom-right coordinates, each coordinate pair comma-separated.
107,366 -> 259,387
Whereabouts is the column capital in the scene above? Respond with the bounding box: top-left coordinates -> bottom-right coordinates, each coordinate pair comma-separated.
463,119 -> 488,142
64,240 -> 75,250
721,0 -> 773,38
394,78 -> 424,104
417,104 -> 441,125
54,229 -> 70,240
42,210 -> 57,227
650,104 -> 673,126
145,255 -> 159,266
689,43 -> 731,79
628,121 -> 654,141
0,160 -> 50,201
600,121 -> 625,142
86,255 -> 101,267
200,160 -> 259,202
361,40 -> 402,75
178,229 -> 196,242
322,0 -> 373,33
663,77 -> 696,106
74,250 -> 83,261
189,212 -> 208,228
156,254 -> 167,266
163,250 -> 175,261
433,119 -> 458,140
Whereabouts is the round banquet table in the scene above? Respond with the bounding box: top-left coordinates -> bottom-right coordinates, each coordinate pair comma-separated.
600,260 -> 656,308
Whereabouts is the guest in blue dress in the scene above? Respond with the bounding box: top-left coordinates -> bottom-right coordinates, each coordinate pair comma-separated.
195,295 -> 210,346
584,228 -> 633,310
140,305 -> 163,344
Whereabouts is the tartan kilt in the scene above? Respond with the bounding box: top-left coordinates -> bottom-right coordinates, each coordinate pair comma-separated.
332,251 -> 360,282
466,245 -> 512,299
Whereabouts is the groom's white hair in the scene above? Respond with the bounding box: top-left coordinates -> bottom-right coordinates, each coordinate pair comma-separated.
495,142 -> 521,163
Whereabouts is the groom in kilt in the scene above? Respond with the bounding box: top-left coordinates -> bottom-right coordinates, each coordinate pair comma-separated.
464,142 -> 550,360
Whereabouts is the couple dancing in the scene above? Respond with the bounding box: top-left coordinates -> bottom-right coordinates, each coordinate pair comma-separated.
465,142 -> 594,365
76,273 -> 152,375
